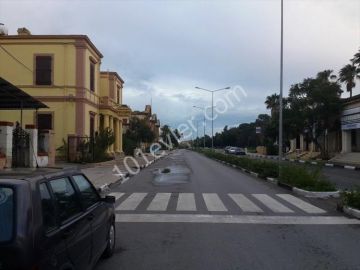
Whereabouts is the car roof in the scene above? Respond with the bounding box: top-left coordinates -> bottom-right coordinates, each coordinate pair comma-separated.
0,167 -> 81,185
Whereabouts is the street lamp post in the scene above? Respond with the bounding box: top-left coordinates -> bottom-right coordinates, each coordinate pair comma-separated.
279,0 -> 284,164
193,106 -> 206,148
195,86 -> 231,149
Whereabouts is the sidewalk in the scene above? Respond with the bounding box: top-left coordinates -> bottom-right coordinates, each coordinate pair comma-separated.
0,151 -> 171,190
81,151 -> 170,190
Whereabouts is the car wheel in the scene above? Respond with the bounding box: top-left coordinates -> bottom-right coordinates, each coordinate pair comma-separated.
103,222 -> 116,258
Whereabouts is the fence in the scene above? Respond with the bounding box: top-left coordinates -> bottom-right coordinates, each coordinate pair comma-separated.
67,136 -> 95,163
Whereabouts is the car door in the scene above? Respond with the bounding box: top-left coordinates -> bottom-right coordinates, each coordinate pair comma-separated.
38,182 -> 69,270
49,177 -> 92,270
72,174 -> 109,262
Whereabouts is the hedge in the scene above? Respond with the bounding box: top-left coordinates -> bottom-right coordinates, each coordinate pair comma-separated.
341,188 -> 360,210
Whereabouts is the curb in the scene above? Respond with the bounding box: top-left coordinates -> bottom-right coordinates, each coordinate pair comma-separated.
103,153 -> 169,190
266,177 -> 278,184
246,153 -> 360,170
292,187 -> 340,198
343,206 -> 360,219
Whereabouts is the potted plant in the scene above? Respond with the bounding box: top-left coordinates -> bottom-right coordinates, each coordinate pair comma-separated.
0,151 -> 6,170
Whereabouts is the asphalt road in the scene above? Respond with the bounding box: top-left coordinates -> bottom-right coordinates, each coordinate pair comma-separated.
95,150 -> 360,270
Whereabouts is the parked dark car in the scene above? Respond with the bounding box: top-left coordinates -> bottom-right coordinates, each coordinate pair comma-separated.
228,147 -> 246,155
0,170 -> 116,270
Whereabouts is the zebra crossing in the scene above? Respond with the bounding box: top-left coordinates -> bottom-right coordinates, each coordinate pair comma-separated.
109,192 -> 327,215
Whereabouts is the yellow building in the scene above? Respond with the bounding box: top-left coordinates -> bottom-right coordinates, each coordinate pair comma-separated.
0,28 -> 131,156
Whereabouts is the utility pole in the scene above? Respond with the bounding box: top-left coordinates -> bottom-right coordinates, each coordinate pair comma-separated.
203,114 -> 206,148
279,0 -> 284,165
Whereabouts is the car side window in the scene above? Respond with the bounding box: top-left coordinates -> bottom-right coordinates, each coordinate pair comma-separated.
39,183 -> 58,233
73,175 -> 99,209
49,177 -> 82,223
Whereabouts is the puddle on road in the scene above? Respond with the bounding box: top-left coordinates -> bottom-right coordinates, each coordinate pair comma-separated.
152,165 -> 190,186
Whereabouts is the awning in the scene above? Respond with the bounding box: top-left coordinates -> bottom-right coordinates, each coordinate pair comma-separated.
0,77 -> 48,109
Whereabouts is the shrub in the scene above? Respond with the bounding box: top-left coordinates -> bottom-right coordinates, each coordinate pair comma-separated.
279,165 -> 336,192
341,188 -> 360,210
123,135 -> 137,156
93,128 -> 115,162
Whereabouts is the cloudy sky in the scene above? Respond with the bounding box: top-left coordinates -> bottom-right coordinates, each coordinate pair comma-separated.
1,0 -> 360,134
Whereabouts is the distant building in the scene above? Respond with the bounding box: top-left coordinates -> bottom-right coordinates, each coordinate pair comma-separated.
0,28 -> 131,156
129,105 -> 161,141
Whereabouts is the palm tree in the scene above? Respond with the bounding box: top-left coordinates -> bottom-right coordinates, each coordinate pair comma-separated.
265,94 -> 279,117
352,49 -> 360,66
338,64 -> 359,98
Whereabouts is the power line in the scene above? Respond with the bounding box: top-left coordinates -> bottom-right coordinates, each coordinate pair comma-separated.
0,44 -> 33,73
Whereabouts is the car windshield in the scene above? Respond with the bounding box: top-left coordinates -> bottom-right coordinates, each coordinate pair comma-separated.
0,186 -> 14,242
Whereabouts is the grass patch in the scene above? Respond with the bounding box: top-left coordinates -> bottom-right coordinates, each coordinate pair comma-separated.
341,188 -> 360,210
279,165 -> 336,192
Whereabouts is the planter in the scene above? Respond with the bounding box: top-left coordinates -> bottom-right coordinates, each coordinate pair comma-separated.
293,187 -> 340,198
343,206 -> 360,219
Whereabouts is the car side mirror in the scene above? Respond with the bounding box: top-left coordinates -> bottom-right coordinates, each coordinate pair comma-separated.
103,195 -> 116,204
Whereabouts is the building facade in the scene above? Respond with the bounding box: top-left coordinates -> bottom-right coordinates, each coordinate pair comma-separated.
341,94 -> 360,153
0,29 -> 131,157
131,105 -> 160,141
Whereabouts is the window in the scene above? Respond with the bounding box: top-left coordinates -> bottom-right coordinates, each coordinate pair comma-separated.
49,178 -> 82,223
90,114 -> 95,138
0,187 -> 14,242
35,55 -> 52,85
37,113 -> 53,130
73,175 -> 99,209
90,61 -> 95,92
39,183 -> 57,233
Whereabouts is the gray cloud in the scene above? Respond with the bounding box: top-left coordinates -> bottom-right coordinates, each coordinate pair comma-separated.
1,0 -> 359,131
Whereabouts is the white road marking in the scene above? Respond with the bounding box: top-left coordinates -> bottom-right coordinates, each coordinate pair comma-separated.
147,193 -> 171,211
229,194 -> 263,213
116,193 -> 147,211
108,192 -> 125,201
276,194 -> 326,214
253,194 -> 294,213
177,193 -> 196,211
115,214 -> 360,225
203,193 -> 227,212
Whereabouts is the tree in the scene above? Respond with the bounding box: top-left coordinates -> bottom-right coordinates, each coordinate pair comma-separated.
352,49 -> 360,66
339,64 -> 359,98
287,70 -> 343,158
265,94 -> 279,117
160,125 -> 180,148
125,117 -> 155,145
